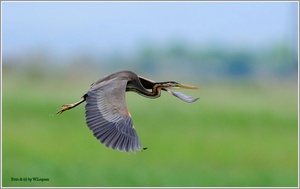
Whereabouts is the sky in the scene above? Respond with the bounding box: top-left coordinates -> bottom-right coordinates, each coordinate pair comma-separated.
2,1 -> 298,58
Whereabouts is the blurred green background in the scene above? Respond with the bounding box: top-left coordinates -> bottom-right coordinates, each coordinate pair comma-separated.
2,2 -> 298,187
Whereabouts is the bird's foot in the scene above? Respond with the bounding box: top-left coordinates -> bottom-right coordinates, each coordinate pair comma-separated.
56,97 -> 86,115
56,104 -> 74,114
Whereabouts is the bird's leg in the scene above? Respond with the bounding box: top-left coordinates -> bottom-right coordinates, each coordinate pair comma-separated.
56,94 -> 87,114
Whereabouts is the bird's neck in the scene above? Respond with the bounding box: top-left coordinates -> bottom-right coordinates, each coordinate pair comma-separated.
127,81 -> 167,98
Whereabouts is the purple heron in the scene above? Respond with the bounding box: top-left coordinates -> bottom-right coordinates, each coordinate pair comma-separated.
57,70 -> 199,153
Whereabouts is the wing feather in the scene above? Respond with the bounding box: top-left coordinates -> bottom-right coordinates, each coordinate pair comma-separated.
85,78 -> 142,153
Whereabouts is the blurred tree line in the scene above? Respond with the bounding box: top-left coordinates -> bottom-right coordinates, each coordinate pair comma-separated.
2,41 -> 298,84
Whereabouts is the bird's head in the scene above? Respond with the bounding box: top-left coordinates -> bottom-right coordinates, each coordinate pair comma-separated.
162,81 -> 199,90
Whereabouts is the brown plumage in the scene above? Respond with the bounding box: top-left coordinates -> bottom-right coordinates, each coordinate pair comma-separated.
57,70 -> 199,153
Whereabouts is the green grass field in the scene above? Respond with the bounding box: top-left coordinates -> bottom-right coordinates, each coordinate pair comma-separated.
2,72 -> 298,187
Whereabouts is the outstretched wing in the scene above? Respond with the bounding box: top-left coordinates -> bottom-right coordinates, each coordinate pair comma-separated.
85,77 -> 142,153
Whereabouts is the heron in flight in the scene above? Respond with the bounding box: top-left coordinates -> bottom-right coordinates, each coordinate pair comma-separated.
57,70 -> 199,153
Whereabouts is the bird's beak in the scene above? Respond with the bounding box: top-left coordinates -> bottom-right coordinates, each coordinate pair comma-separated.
177,84 -> 199,90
